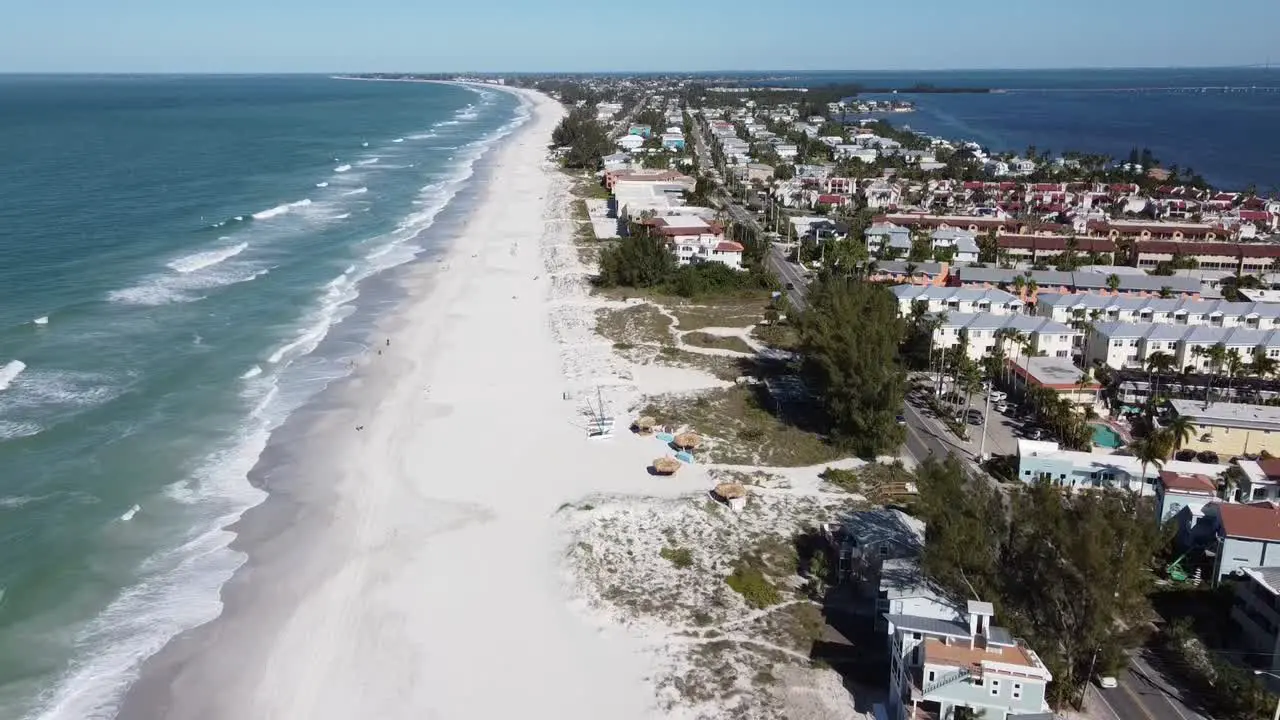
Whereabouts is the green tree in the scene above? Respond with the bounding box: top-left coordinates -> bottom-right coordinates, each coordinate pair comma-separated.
795,277 -> 907,455
597,236 -> 676,288
1162,414 -> 1196,456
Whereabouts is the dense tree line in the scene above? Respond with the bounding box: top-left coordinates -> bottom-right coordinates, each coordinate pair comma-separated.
551,106 -> 612,169
595,233 -> 776,299
915,458 -> 1169,708
794,277 -> 907,456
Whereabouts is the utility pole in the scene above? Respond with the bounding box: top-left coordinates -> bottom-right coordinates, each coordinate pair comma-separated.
977,387 -> 994,460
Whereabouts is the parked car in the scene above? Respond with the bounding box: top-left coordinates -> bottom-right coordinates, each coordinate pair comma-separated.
995,401 -> 1010,414
989,391 -> 1008,402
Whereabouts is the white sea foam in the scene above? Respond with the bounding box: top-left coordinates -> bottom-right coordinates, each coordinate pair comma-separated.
119,504 -> 141,522
241,365 -> 263,379
33,316 -> 49,326
330,213 -> 352,220
392,138 -> 404,143
0,360 -> 26,392
334,164 -> 352,173
251,199 -> 312,221
341,187 -> 368,197
316,182 -> 329,188
406,131 -> 437,140
361,141 -> 369,147
166,242 -> 249,274
0,494 -> 51,509
0,421 -> 42,440
108,266 -> 270,306
29,93 -> 536,720
356,158 -> 380,166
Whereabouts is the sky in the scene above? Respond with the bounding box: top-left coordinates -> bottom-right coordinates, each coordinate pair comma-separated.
1,0 -> 1277,73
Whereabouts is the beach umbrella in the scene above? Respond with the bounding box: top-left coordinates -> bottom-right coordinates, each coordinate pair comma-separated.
633,416 -> 657,433
652,457 -> 681,476
673,432 -> 702,450
713,482 -> 748,501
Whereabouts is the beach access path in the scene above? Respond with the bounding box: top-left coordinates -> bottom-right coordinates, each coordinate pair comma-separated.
116,87 -> 664,720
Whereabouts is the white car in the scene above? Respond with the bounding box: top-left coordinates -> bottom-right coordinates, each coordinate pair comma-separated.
989,390 -> 1008,402
995,401 -> 1010,414
1098,676 -> 1118,689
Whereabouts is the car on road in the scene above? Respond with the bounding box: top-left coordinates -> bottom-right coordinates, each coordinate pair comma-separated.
1098,676 -> 1118,689
895,414 -> 907,425
785,282 -> 795,290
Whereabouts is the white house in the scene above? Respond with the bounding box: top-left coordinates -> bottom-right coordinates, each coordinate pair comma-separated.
616,134 -> 644,152
930,228 -> 980,264
648,216 -> 744,270
1085,322 -> 1280,371
1018,439 -> 1229,495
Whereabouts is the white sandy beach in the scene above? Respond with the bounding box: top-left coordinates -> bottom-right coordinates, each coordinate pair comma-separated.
116,87 -> 697,720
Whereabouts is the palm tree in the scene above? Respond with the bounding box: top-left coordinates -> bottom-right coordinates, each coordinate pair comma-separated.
1145,351 -> 1176,400
1224,348 -> 1246,402
1252,348 -> 1278,380
1106,273 -> 1122,293
1222,464 -> 1248,502
1012,275 -> 1027,300
1162,414 -> 1196,457
1131,431 -> 1170,498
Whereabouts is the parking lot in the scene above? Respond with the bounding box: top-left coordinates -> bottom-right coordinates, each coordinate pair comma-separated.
904,374 -> 1038,460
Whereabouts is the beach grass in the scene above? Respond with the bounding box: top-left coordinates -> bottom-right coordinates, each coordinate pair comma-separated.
595,304 -> 673,346
668,297 -> 770,331
682,331 -> 755,355
640,386 -> 843,466
750,323 -> 800,352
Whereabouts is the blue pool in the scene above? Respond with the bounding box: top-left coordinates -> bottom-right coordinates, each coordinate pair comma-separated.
1091,423 -> 1124,448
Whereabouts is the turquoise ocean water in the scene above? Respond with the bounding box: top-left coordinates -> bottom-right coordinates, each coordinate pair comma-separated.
0,76 -> 524,718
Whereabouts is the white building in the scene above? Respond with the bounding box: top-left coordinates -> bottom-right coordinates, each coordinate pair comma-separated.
891,286 -> 1024,317
649,215 -> 744,270
1036,293 -> 1280,330
930,228 -> 980,264
1085,322 -> 1280,371
1018,439 -> 1229,495
935,313 -> 1080,361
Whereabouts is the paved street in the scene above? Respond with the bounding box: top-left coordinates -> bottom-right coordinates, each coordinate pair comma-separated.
1092,651 -> 1209,720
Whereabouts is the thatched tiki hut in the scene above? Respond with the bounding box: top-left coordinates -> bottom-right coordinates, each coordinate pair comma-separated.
673,432 -> 702,450
712,482 -> 749,511
632,416 -> 657,434
652,457 -> 681,476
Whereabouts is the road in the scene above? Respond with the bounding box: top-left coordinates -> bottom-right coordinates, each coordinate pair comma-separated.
690,113 -> 812,311
1091,651 -> 1210,720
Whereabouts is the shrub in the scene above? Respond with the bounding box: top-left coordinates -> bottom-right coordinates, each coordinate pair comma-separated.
725,564 -> 781,608
660,546 -> 694,569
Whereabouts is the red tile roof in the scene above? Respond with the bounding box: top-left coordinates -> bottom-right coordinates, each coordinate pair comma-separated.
1218,502 -> 1280,542
1135,241 -> 1280,259
1158,470 -> 1217,495
1258,458 -> 1280,479
715,241 -> 744,252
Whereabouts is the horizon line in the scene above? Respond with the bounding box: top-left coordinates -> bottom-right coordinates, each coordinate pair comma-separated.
0,64 -> 1271,77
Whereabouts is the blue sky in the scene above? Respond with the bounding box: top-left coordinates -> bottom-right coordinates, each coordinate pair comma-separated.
1,0 -> 1276,73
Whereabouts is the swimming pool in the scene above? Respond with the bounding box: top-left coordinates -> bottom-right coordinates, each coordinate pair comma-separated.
1091,423 -> 1124,448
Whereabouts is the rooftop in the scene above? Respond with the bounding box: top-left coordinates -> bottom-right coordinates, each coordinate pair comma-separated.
1167,399 -> 1280,431
1157,470 -> 1218,495
1012,355 -> 1097,390
922,638 -> 1051,680
1018,439 -> 1229,480
1216,502 -> 1280,542
1242,566 -> 1280,596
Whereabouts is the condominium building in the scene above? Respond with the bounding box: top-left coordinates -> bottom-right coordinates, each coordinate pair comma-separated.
1017,439 -> 1228,495
1164,400 -> 1280,459
886,601 -> 1053,720
891,286 -> 1024,317
1036,292 -> 1280,331
934,314 -> 1079,361
1085,322 -> 1280,371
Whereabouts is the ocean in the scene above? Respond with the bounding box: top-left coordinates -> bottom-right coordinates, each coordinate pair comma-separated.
784,67 -> 1280,191
0,75 -> 526,718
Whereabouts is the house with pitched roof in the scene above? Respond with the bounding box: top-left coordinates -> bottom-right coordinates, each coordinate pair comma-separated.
886,601 -> 1053,720
1184,501 -> 1280,583
1155,470 -> 1220,531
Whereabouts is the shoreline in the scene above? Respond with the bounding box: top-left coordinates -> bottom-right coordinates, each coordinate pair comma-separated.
114,86 -> 657,719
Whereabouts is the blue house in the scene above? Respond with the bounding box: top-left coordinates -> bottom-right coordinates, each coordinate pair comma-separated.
627,124 -> 652,138
661,133 -> 685,151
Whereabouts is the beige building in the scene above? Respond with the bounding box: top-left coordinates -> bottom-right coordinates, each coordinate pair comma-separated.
1164,399 -> 1280,459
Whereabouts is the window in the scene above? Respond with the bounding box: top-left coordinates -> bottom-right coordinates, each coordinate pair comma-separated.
1012,682 -> 1023,700
990,678 -> 1001,696
879,544 -> 889,556
972,676 -> 984,687
927,670 -> 936,683
912,632 -> 921,640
